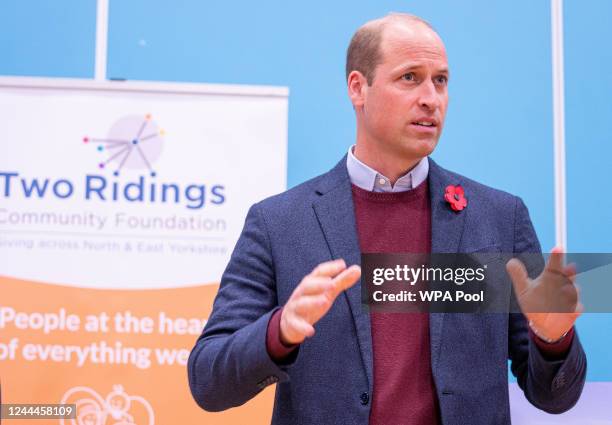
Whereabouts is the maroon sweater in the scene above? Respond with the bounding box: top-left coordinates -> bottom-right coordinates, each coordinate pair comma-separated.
352,181 -> 440,425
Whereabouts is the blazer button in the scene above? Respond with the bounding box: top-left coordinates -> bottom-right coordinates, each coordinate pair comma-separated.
360,392 -> 369,405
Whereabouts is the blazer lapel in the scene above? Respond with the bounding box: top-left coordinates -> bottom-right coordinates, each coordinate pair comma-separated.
428,157 -> 467,372
312,157 -> 373,391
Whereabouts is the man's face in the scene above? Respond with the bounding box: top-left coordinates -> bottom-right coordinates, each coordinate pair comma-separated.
355,22 -> 449,161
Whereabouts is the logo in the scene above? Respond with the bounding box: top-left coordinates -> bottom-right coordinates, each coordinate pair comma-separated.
83,114 -> 165,177
60,384 -> 154,425
0,113 -> 225,210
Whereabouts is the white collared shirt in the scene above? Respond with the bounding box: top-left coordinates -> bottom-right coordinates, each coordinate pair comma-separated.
346,146 -> 429,193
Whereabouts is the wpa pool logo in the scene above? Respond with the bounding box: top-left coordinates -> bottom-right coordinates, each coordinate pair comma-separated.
83,114 -> 165,177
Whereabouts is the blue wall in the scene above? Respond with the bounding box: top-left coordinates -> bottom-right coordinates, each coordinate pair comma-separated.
564,0 -> 612,381
1,0 -> 609,381
0,0 -> 96,77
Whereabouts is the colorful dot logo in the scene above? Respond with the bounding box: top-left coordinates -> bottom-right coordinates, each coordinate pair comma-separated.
83,114 -> 165,177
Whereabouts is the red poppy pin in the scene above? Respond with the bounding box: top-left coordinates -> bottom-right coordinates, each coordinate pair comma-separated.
444,185 -> 467,212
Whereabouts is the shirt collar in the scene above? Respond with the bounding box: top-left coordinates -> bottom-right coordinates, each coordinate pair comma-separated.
346,145 -> 429,193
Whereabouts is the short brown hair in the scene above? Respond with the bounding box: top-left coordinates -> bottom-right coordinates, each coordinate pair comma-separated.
345,13 -> 434,85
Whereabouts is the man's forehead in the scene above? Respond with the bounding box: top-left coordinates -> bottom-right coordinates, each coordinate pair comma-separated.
380,20 -> 447,62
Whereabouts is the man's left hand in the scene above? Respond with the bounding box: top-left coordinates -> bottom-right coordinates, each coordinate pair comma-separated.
506,247 -> 582,342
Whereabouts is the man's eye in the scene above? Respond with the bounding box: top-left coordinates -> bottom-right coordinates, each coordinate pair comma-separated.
435,75 -> 448,85
402,73 -> 416,81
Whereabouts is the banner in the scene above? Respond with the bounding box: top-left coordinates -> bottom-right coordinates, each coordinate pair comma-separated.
0,77 -> 287,424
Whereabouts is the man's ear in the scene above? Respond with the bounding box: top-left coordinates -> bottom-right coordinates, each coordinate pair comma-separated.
347,70 -> 368,108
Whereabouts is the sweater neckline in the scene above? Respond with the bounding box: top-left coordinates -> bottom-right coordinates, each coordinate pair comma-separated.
350,180 -> 429,203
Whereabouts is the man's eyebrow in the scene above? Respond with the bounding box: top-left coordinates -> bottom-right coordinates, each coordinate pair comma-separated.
395,64 -> 450,75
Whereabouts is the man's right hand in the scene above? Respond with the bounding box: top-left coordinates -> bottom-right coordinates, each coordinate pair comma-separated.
280,259 -> 361,345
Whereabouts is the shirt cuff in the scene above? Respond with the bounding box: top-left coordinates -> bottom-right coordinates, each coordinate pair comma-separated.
529,326 -> 575,360
266,307 -> 298,362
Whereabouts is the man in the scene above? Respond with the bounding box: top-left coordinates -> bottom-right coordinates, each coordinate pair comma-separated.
188,13 -> 586,424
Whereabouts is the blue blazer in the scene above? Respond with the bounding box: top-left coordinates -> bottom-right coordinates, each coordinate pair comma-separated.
188,157 -> 586,424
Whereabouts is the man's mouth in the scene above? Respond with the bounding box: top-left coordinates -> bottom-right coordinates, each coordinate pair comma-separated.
412,120 -> 436,127
410,119 -> 438,134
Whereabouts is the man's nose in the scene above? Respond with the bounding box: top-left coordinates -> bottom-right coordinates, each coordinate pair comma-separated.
417,80 -> 440,110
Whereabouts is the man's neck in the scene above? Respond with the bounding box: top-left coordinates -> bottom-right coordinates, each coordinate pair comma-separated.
353,144 -> 422,185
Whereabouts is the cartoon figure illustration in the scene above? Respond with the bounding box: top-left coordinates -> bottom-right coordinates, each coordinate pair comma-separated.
60,384 -> 154,425
104,385 -> 134,424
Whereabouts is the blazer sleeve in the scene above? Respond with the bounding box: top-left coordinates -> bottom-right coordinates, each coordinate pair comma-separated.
187,202 -> 299,412
508,197 -> 587,414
